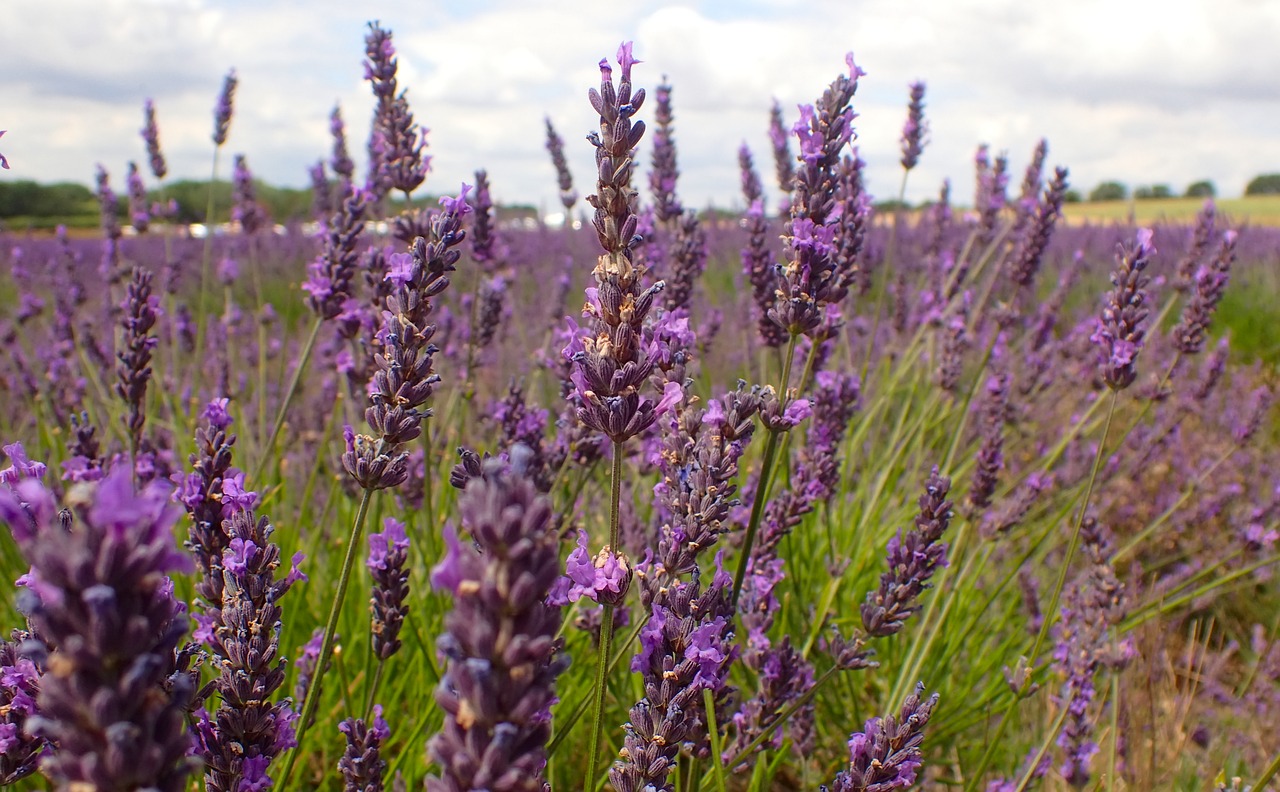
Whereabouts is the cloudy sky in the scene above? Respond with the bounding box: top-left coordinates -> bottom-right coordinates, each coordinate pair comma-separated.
2,0 -> 1277,215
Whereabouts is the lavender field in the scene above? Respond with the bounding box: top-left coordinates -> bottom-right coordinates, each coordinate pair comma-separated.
1,20 -> 1279,792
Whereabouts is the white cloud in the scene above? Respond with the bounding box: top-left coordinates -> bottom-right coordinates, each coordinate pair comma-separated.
0,0 -> 1276,212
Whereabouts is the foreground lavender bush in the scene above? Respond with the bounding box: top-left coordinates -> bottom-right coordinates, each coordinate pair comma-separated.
1,466 -> 197,792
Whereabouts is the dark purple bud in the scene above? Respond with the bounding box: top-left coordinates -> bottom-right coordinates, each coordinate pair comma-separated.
212,69 -> 238,147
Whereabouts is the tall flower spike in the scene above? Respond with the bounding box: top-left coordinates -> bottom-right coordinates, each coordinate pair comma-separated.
368,517 -> 410,660
212,69 -> 238,147
738,144 -> 784,348
331,104 -> 356,186
305,187 -> 370,320
116,265 -> 159,466
568,42 -> 676,444
649,77 -> 682,222
1171,229 -> 1235,355
861,470 -> 954,640
426,456 -> 567,792
899,81 -> 928,172
769,54 -> 864,338
1091,228 -> 1156,391
767,100 -> 795,198
141,99 -> 168,180
544,117 -> 577,212
127,161 -> 150,233
194,505 -> 307,792
2,466 -> 199,792
343,186 -> 470,490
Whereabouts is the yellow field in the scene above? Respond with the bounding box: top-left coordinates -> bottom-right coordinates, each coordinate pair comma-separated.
1061,194 -> 1280,227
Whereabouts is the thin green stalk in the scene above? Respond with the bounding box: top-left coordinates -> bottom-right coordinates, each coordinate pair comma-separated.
279,486 -> 375,790
192,149 -> 222,390
365,658 -> 386,720
583,440 -> 625,792
1255,748 -> 1280,791
251,316 -> 324,484
732,333 -> 797,607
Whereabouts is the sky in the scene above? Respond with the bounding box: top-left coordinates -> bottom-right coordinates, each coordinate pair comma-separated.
2,0 -> 1278,217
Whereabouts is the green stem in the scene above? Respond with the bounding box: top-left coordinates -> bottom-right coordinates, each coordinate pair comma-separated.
583,440 -> 625,792
365,658 -> 386,720
192,149 -> 222,390
251,316 -> 324,484
279,486 -> 374,790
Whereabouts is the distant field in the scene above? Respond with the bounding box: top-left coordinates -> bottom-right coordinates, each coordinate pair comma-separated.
1061,194 -> 1280,226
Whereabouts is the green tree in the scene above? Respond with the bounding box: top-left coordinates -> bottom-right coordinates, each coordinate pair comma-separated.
1245,173 -> 1280,195
1184,180 -> 1216,198
1088,181 -> 1127,202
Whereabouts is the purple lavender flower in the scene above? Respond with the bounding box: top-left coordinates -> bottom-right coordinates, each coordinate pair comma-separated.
141,99 -> 167,180
96,165 -> 123,284
0,131 -> 8,170
469,169 -> 501,269
116,265 -> 159,465
213,69 -> 238,147
343,186 -> 470,491
368,517 -> 410,660
899,81 -> 928,172
767,100 -> 794,198
611,566 -> 736,792
1007,167 -> 1069,289
362,22 -> 428,199
861,470 -> 954,640
544,117 -> 577,212
426,456 -> 566,792
648,77 -> 682,222
770,54 -> 864,338
232,154 -> 268,235
661,211 -> 706,313
305,187 -> 369,320
2,466 -> 198,792
1091,228 -> 1156,391
549,529 -> 633,606
127,160 -> 151,233
824,684 -> 938,792
194,503 -> 306,792
1172,229 -> 1235,355
339,706 -> 389,792
0,631 -> 45,785
566,43 -> 680,445
331,104 -> 356,187
973,145 -> 1009,250
967,372 -> 1009,515
1175,199 -> 1216,291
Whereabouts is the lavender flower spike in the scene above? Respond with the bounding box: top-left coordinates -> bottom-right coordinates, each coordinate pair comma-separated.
899,81 -> 928,172
824,684 -> 939,792
368,517 -> 410,660
0,130 -> 8,169
141,99 -> 168,180
338,706 -> 390,792
343,185 -> 470,491
0,631 -> 45,785
1090,228 -> 1156,391
212,69 -> 238,147
2,466 -> 199,792
544,117 -> 577,211
127,160 -> 151,233
427,455 -> 567,792
861,469 -> 954,639
649,76 -> 682,222
1171,229 -> 1236,355
116,265 -> 159,465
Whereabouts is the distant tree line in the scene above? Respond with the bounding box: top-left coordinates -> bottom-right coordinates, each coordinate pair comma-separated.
1082,174 -> 1280,203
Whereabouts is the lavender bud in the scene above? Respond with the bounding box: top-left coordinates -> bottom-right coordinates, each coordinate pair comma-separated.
824,684 -> 939,792
1171,230 -> 1236,355
338,707 -> 390,792
648,77 -> 682,222
115,265 -> 159,464
140,99 -> 168,180
544,117 -> 577,212
899,81 -> 928,171
1091,228 -> 1156,391
767,99 -> 795,198
212,69 -> 238,147
127,161 -> 150,233
368,518 -> 411,661
861,470 -> 954,639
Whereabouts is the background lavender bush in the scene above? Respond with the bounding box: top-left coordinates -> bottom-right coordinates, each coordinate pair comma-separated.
0,22 -> 1278,792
